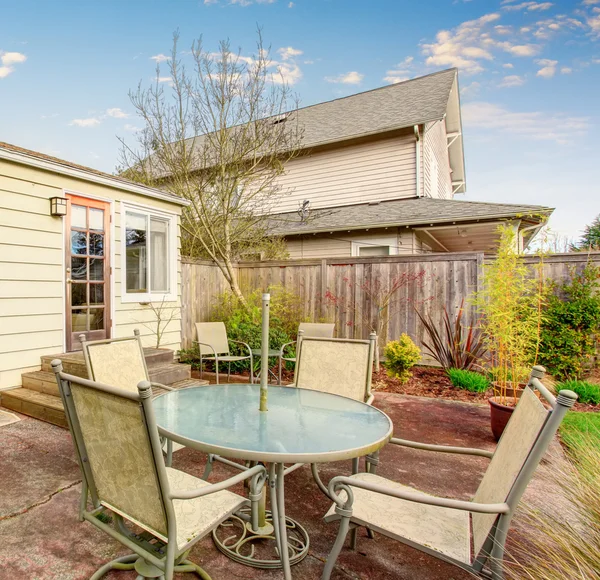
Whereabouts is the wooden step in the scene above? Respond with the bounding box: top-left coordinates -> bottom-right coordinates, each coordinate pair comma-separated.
1,388 -> 67,428
21,371 -> 60,396
149,363 -> 192,386
40,348 -> 176,375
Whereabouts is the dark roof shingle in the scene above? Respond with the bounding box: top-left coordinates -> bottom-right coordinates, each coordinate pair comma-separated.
269,198 -> 553,235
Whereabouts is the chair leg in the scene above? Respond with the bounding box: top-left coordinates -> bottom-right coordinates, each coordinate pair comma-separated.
90,554 -> 137,579
79,478 -> 88,522
349,527 -> 358,550
227,362 -> 231,383
278,358 -> 282,385
202,454 -> 214,480
199,355 -> 203,380
165,439 -> 174,468
322,516 -> 351,580
215,358 -> 219,385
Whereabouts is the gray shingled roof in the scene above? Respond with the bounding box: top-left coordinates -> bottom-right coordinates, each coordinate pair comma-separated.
269,198 -> 554,235
186,68 -> 457,152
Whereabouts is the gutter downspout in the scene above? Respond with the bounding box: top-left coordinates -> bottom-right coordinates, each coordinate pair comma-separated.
414,125 -> 422,197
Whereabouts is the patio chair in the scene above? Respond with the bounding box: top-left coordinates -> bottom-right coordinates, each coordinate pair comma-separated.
293,333 -> 377,404
52,361 -> 267,580
79,330 -> 180,468
278,322 -> 335,384
320,366 -> 577,580
194,322 -> 253,384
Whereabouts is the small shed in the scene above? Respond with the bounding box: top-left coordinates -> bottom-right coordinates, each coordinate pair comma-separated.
0,142 -> 189,418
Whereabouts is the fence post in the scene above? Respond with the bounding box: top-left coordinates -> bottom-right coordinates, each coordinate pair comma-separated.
320,258 -> 328,322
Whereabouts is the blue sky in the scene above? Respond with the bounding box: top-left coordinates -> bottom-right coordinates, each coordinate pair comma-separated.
1,0 -> 599,242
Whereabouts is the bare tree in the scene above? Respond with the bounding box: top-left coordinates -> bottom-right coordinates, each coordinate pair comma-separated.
118,30 -> 303,308
135,298 -> 180,349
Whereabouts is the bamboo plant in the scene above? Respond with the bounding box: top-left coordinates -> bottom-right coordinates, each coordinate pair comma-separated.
474,225 -> 547,406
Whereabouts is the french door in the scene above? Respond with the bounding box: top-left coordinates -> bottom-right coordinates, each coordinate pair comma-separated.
65,195 -> 111,351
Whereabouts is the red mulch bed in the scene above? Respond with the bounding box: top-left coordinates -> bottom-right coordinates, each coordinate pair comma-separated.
373,365 -> 491,404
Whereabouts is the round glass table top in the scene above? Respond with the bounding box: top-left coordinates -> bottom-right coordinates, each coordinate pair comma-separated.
153,384 -> 393,463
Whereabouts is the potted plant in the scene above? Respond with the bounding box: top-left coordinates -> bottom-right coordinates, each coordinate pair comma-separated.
474,225 -> 546,440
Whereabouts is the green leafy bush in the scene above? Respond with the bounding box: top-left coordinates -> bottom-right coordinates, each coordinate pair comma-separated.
383,334 -> 421,383
557,380 -> 600,405
538,264 -> 600,380
447,368 -> 490,393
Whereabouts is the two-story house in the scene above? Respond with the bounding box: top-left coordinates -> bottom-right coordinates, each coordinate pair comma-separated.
265,68 -> 551,258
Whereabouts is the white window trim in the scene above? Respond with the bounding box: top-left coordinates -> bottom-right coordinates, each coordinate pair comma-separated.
351,236 -> 399,257
120,201 -> 178,303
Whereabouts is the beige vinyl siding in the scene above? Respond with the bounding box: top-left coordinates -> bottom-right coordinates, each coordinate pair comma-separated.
423,120 -> 452,199
0,158 -> 183,389
274,134 -> 417,213
284,228 -> 419,259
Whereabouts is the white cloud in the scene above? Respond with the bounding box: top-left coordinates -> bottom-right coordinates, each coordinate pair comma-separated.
503,2 -> 553,11
288,1 -> 294,6
272,63 -> 302,85
421,13 -> 500,74
383,56 -> 414,84
106,107 -> 129,119
460,81 -> 481,96
536,58 -> 557,77
157,76 -> 173,83
69,117 -> 101,128
277,46 -> 303,61
587,8 -> 600,34
150,53 -> 170,63
499,74 -> 526,87
40,113 -> 59,119
325,71 -> 364,84
462,101 -> 588,144
503,62 -> 514,68
124,124 -> 142,132
0,50 -> 27,78
582,0 -> 600,5
560,66 -> 573,74
497,42 -> 540,57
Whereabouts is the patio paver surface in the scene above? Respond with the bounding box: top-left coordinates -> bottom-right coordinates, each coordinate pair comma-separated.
0,392 -> 563,580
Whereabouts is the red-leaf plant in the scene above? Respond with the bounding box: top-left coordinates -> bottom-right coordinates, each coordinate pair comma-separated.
415,299 -> 487,371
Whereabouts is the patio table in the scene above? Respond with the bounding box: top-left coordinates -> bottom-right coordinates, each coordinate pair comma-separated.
153,383 -> 393,580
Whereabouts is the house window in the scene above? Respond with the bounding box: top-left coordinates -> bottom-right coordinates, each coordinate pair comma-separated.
358,245 -> 390,257
122,204 -> 176,302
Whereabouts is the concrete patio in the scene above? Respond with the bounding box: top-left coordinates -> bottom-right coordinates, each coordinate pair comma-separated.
0,392 -> 563,580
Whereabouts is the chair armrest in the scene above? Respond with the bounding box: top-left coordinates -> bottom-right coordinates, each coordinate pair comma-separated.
228,340 -> 252,358
390,437 -> 493,459
169,464 -> 267,500
150,381 -> 175,392
279,340 -> 297,357
328,475 -> 509,515
193,341 -> 217,357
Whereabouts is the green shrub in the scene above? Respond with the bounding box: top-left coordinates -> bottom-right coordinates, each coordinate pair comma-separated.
384,334 -> 421,383
557,380 -> 600,405
538,264 -> 600,380
447,368 -> 490,393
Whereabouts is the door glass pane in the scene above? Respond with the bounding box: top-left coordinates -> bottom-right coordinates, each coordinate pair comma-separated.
89,208 -> 104,231
90,309 -> 104,330
71,283 -> 87,306
71,205 -> 86,229
90,284 -> 104,304
72,309 -> 87,332
89,233 -> 104,256
71,231 -> 87,255
150,218 -> 169,292
89,258 -> 104,281
125,212 -> 147,293
71,257 -> 87,280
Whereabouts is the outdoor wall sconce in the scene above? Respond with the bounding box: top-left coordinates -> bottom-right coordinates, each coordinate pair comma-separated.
50,196 -> 68,217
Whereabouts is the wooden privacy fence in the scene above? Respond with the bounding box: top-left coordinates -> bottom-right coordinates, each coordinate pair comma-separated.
181,252 -> 484,352
181,251 -> 600,353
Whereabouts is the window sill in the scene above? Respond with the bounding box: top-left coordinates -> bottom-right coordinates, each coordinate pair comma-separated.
121,292 -> 178,304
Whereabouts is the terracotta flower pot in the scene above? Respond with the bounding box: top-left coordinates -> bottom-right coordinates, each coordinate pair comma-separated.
489,396 -> 517,441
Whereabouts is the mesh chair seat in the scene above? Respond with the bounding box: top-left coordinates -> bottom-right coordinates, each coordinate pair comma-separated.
166,468 -> 247,552
201,354 -> 250,362
324,472 -> 470,563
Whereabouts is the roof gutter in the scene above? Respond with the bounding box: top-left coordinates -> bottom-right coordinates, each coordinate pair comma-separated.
0,147 -> 190,207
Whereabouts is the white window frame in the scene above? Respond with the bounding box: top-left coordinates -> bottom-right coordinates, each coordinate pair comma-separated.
120,201 -> 178,303
351,236 -> 399,257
